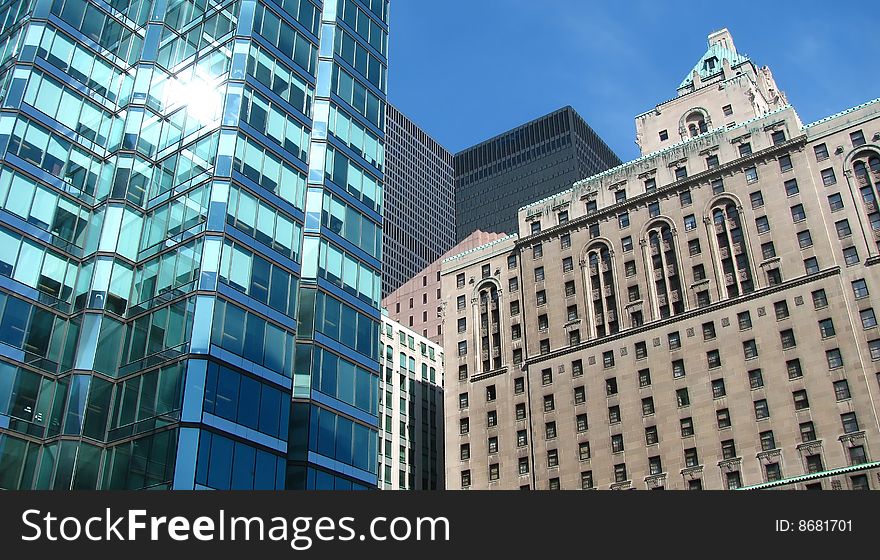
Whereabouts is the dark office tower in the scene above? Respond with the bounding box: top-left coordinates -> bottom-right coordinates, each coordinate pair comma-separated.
0,0 -> 388,490
382,104 -> 454,296
454,106 -> 621,241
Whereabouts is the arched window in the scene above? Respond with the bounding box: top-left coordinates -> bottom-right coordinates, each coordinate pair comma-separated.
709,200 -> 754,298
685,111 -> 708,137
477,283 -> 502,372
852,151 -> 880,246
645,223 -> 684,319
582,243 -> 618,338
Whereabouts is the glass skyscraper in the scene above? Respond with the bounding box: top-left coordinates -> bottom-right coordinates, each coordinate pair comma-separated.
0,0 -> 387,490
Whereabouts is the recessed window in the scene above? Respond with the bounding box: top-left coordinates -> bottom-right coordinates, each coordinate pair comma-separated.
532,244 -> 543,259
579,442 -> 591,461
514,377 -> 524,394
618,212 -> 630,229
749,369 -> 764,389
545,421 -> 557,440
644,177 -> 657,192
739,142 -> 752,157
754,399 -> 770,420
621,236 -> 633,252
605,377 -> 618,395
774,300 -> 789,320
460,443 -> 471,460
645,426 -> 659,445
565,281 -> 576,297
576,413 -> 588,432
804,257 -> 820,274
771,130 -> 786,145
791,204 -> 806,222
852,279 -> 869,299
684,214 -> 697,231
780,328 -> 797,349
750,191 -> 764,209
821,168 -> 836,186
800,422 -> 817,443
668,332 -> 681,350
642,397 -> 655,416
609,405 -> 621,424
826,348 -> 844,369
786,359 -> 803,380
543,395 -> 555,412
812,288 -> 828,308
530,221 -> 541,234
603,351 -> 615,369
672,360 -> 685,379
639,368 -> 652,387
676,387 -> 691,407
793,389 -> 810,410
814,143 -> 829,161
843,246 -> 860,266
712,178 -> 725,194
841,412 -> 859,434
761,241 -> 776,260
755,216 -> 770,233
861,308 -> 877,329
659,129 -> 668,141
738,311 -> 752,330
534,266 -> 545,282
679,189 -> 693,207
834,379 -> 851,401
743,339 -> 758,360
680,417 -> 694,437
819,318 -> 836,338
797,230 -> 813,248
745,166 -> 758,183
615,189 -> 627,203
560,234 -> 571,250
723,104 -> 733,116
712,378 -> 726,398
850,130 -> 866,147
611,434 -> 625,453
675,167 -> 687,180
784,178 -> 799,195
558,210 -> 569,224
688,239 -> 701,256
760,430 -> 776,451
706,154 -> 720,169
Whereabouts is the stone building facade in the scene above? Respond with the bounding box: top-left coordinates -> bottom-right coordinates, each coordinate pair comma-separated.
441,29 -> 880,490
379,314 -> 445,490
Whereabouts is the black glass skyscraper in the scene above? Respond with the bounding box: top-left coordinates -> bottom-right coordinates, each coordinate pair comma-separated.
382,104 -> 454,296
0,0 -> 388,490
454,106 -> 621,241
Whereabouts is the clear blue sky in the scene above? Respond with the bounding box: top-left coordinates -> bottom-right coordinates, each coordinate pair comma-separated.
387,0 -> 880,162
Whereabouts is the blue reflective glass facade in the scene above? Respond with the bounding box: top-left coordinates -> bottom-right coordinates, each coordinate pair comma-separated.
0,0 -> 387,490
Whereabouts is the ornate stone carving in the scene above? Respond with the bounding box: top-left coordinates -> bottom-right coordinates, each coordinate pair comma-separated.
717,457 -> 742,473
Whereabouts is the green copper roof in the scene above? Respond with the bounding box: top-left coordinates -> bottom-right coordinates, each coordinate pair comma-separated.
678,42 -> 750,90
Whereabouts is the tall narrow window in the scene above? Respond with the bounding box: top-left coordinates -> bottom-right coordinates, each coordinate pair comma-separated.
645,222 -> 684,319
853,153 -> 880,248
709,200 -> 754,298
583,243 -> 619,337
477,283 -> 502,372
